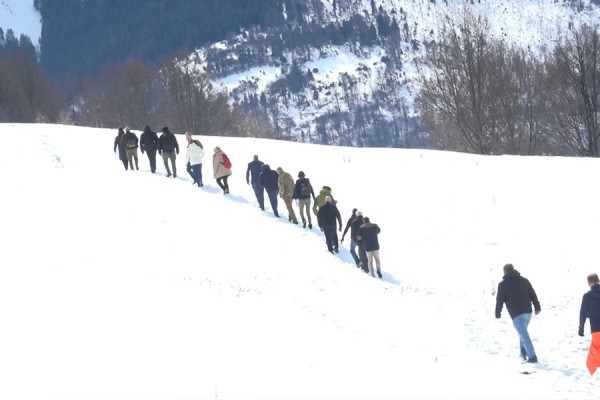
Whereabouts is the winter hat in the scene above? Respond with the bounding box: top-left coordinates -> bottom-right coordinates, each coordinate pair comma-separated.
503,263 -> 515,273
363,217 -> 370,223
322,185 -> 331,191
298,171 -> 305,178
352,208 -> 357,214
162,126 -> 169,133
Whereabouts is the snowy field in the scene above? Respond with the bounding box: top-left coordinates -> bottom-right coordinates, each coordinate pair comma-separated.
1,123 -> 599,399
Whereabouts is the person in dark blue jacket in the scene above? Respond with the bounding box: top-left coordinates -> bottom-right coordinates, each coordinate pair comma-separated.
495,264 -> 541,363
258,164 -> 279,217
140,124 -> 159,173
246,155 -> 265,210
357,217 -> 382,277
579,273 -> 600,375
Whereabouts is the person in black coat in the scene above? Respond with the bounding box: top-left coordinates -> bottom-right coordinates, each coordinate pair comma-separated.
158,126 -> 179,177
317,196 -> 342,253
113,127 -> 128,170
579,273 -> 600,375
258,164 -> 279,217
246,155 -> 265,210
140,124 -> 159,173
357,217 -> 382,277
345,210 -> 364,268
495,263 -> 541,363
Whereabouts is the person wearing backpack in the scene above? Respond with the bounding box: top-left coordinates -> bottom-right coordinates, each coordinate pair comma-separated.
158,126 -> 179,178
276,167 -> 298,224
185,132 -> 204,187
293,171 -> 316,229
120,127 -> 139,170
139,124 -> 159,173
113,127 -> 128,170
246,155 -> 265,211
212,146 -> 232,194
258,164 -> 279,217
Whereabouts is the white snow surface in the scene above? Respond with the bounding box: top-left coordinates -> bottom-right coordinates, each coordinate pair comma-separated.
1,123 -> 599,399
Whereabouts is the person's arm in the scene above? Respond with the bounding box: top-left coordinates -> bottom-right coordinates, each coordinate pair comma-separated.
579,295 -> 589,336
495,284 -> 504,318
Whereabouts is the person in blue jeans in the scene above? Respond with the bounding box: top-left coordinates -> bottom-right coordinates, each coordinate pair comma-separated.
495,263 -> 542,363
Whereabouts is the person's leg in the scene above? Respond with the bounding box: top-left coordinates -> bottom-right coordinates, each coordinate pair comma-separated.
162,152 -> 171,176
359,245 -> 368,272
187,162 -> 195,181
133,151 -> 139,169
216,177 -> 226,191
148,151 -> 156,173
198,163 -> 203,185
350,239 -> 360,265
170,152 -> 177,177
127,149 -> 134,169
512,313 -> 536,361
269,190 -> 279,216
252,183 -> 265,209
372,249 -> 381,277
192,164 -> 201,186
323,225 -> 335,252
366,251 -> 375,276
223,176 -> 229,193
284,197 -> 297,223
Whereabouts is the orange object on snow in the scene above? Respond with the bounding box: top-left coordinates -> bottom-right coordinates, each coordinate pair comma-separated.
587,332 -> 600,375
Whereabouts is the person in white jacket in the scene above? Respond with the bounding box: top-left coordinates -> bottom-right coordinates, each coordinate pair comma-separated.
185,132 -> 205,187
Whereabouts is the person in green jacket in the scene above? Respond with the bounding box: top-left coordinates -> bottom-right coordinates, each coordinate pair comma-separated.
313,185 -> 334,216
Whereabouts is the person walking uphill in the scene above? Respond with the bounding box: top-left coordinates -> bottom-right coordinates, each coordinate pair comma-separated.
246,155 -> 265,210
113,127 -> 128,170
293,171 -> 316,229
212,146 -> 232,194
579,273 -> 600,375
259,164 -> 279,217
140,124 -> 159,173
495,263 -> 541,364
341,208 -> 360,267
120,127 -> 139,170
277,167 -> 298,224
158,126 -> 179,177
185,132 -> 204,187
313,185 -> 334,216
356,217 -> 382,277
317,196 -> 342,254
350,211 -> 368,272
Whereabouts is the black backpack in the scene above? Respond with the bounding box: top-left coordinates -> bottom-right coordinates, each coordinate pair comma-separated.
125,136 -> 137,148
300,180 -> 312,197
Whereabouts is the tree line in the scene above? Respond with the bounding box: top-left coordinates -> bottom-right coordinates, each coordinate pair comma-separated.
417,10 -> 600,157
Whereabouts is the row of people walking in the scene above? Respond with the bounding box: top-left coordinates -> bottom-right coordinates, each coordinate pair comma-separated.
114,127 -> 382,278
113,126 -> 232,193
246,154 -> 383,278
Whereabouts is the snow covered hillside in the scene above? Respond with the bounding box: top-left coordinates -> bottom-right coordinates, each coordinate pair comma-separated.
190,0 -> 600,146
1,123 -> 599,399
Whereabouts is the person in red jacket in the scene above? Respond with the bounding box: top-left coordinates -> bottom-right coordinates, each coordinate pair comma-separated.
579,273 -> 600,375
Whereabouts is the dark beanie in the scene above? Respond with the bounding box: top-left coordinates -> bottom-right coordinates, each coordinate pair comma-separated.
162,126 -> 169,133
298,171 -> 305,178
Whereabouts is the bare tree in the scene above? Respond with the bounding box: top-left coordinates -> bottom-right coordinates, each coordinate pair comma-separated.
547,24 -> 600,157
417,10 -> 504,154
160,58 -> 235,135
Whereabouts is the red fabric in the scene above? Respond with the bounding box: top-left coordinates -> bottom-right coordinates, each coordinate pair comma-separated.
586,332 -> 600,375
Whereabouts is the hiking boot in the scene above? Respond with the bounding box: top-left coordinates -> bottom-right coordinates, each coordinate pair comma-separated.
288,216 -> 292,222
377,270 -> 383,278
192,180 -> 198,185
527,357 -> 538,364
293,220 -> 298,224
302,219 -> 306,228
167,172 -> 172,177
328,249 -> 334,254
334,247 -> 339,253
308,223 -> 312,229
173,173 -> 177,178
274,212 -> 280,218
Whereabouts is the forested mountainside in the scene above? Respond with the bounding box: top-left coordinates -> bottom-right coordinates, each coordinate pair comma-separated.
36,0 -> 282,80
10,0 -> 600,154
